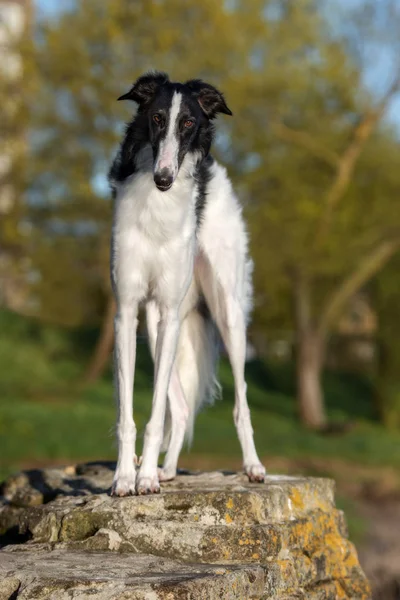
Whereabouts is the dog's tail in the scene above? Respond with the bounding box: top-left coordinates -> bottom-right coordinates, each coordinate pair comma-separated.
161,305 -> 220,450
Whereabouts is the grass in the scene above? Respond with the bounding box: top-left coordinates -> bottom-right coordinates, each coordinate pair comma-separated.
2,308 -> 400,486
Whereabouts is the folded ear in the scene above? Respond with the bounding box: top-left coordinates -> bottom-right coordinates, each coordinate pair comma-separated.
185,79 -> 232,119
118,71 -> 169,104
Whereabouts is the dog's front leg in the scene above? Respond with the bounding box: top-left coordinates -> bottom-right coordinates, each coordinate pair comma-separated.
137,307 -> 180,494
111,303 -> 138,496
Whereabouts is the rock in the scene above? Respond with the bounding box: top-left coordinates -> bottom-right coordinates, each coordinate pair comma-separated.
0,546 -> 265,599
0,464 -> 372,599
0,576 -> 20,600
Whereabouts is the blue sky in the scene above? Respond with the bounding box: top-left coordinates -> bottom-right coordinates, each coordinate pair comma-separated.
36,0 -> 69,18
36,0 -> 399,129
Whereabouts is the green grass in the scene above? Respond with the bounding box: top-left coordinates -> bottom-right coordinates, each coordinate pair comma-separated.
1,308 -> 400,485
335,495 -> 368,544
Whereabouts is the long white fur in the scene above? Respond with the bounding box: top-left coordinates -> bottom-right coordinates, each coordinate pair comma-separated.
111,97 -> 265,494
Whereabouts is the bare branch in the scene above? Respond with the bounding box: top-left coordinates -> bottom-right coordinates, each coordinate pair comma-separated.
317,239 -> 400,337
316,72 -> 400,243
272,122 -> 340,168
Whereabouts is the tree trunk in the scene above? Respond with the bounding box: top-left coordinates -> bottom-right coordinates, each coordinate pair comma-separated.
84,296 -> 116,383
374,338 -> 400,429
297,329 -> 327,429
294,270 -> 327,429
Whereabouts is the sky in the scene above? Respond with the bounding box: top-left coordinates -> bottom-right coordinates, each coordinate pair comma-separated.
35,0 -> 399,130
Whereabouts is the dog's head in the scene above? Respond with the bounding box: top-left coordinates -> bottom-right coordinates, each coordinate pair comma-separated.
118,71 -> 232,191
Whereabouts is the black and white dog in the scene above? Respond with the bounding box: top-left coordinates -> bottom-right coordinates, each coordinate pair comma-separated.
110,72 -> 265,496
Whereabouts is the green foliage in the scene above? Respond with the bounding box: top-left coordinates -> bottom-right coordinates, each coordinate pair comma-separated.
0,310 -> 78,395
17,0 -> 400,334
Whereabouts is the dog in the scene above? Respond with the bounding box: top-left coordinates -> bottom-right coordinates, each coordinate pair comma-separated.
109,71 -> 266,496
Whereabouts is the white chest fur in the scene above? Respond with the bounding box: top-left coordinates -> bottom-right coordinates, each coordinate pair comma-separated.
111,163 -> 197,305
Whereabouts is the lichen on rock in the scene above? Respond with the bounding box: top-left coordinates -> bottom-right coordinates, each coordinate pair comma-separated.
0,463 -> 371,599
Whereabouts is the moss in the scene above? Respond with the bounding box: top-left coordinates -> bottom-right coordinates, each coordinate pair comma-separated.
59,509 -> 109,542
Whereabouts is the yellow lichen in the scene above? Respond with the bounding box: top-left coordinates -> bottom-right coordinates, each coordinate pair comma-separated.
289,488 -> 305,511
334,581 -> 351,599
343,542 -> 361,569
225,513 -> 233,524
324,532 -> 345,551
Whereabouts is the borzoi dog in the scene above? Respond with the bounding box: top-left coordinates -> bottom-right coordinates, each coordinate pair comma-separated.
109,71 -> 265,495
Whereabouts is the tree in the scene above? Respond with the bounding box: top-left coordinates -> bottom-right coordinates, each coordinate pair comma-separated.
22,0 -> 281,373
22,0 -> 400,422
24,0 -> 343,374
240,2 -> 400,428
0,0 -> 32,312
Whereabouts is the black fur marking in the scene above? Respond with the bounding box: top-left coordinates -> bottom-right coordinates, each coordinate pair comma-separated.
108,113 -> 149,188
195,154 -> 214,229
185,79 -> 232,119
117,71 -> 169,106
109,72 -> 230,213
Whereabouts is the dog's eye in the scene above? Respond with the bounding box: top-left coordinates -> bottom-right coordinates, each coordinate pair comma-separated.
153,114 -> 162,125
184,120 -> 194,128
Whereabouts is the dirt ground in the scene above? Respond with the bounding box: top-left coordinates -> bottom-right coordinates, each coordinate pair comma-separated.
357,498 -> 400,599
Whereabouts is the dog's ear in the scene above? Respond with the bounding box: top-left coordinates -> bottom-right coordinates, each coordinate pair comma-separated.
118,71 -> 169,105
185,79 -> 232,119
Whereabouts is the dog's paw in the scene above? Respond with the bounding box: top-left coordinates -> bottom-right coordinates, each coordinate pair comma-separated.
136,470 -> 161,495
245,463 -> 266,483
111,472 -> 136,497
158,466 -> 177,482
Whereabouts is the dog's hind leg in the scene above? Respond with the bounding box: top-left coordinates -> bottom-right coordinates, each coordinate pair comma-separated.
111,302 -> 139,496
220,295 -> 265,482
159,368 -> 189,481
198,253 -> 266,483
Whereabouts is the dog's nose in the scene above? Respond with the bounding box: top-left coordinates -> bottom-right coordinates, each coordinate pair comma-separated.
154,169 -> 174,191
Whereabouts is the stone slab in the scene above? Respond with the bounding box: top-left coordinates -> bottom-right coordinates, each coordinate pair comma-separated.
0,545 -> 265,599
0,463 -> 372,599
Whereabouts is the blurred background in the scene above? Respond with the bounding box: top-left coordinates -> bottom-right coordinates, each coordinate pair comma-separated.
1,0 -> 400,596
